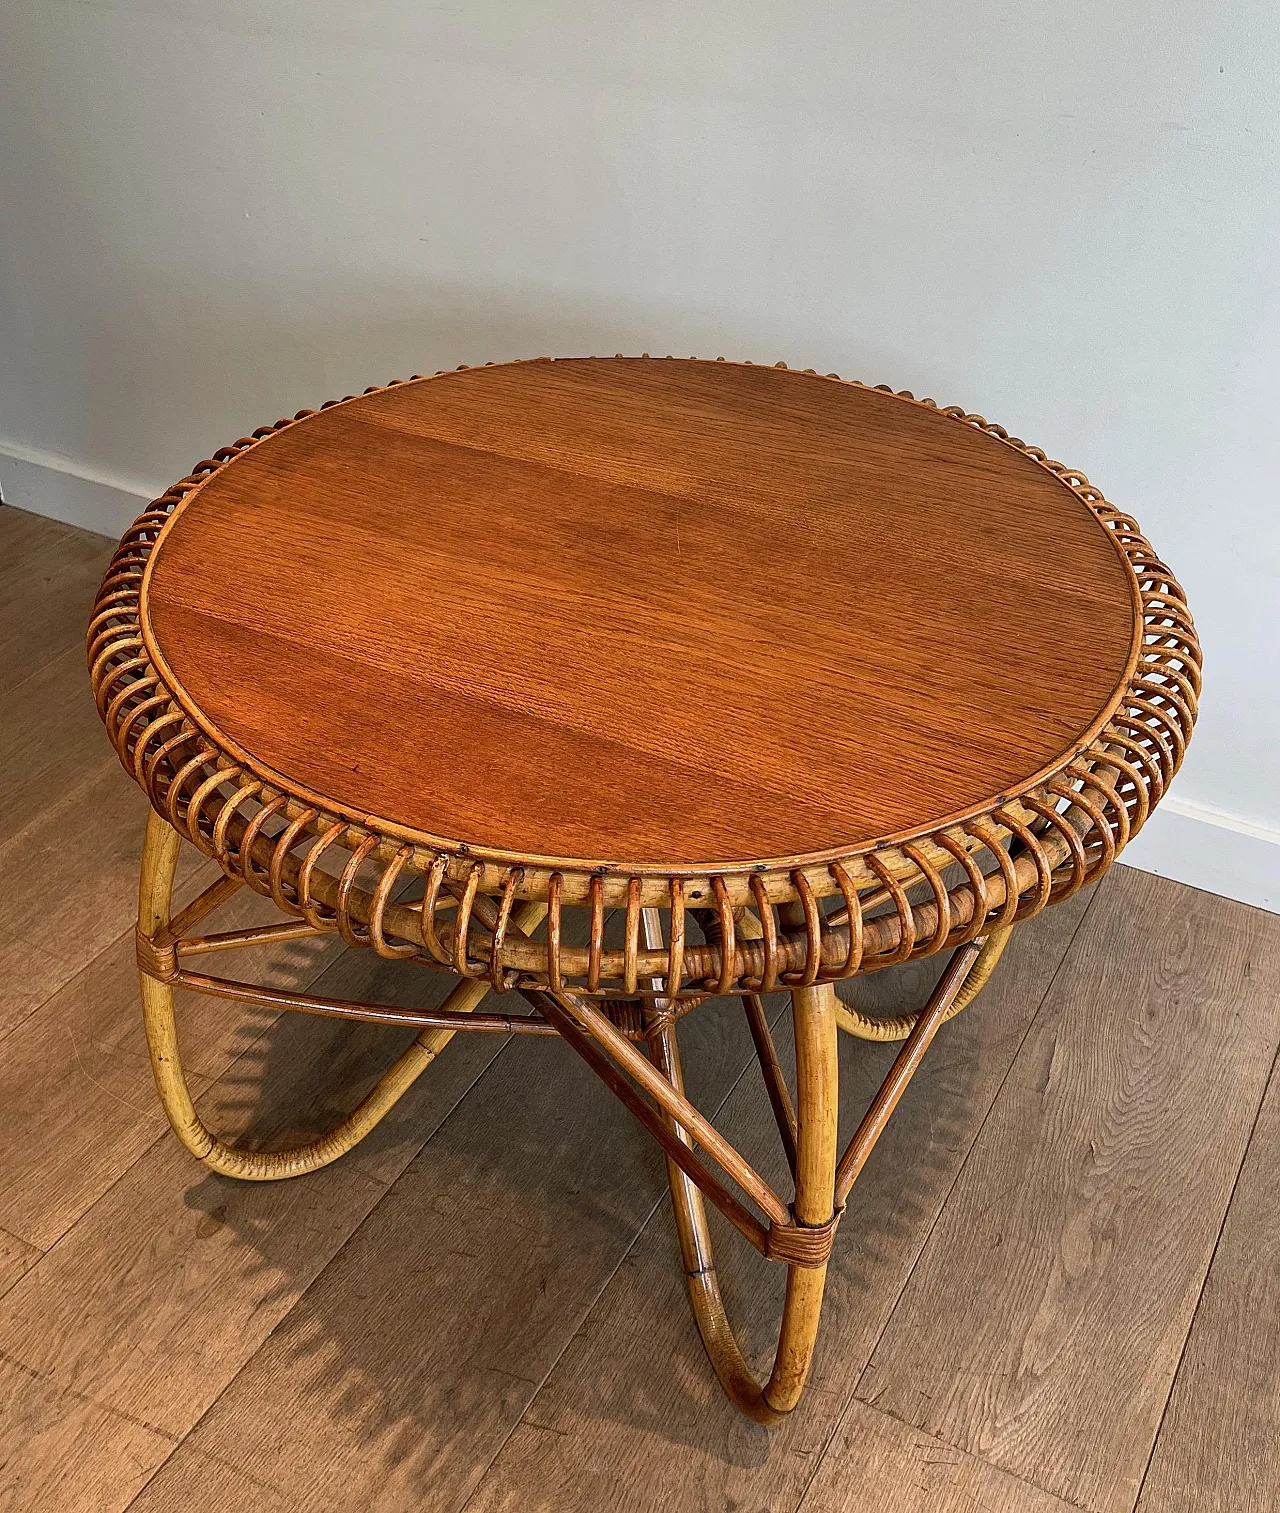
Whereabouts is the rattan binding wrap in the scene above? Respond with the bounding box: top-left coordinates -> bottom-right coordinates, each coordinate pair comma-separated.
88,361 -> 1201,1008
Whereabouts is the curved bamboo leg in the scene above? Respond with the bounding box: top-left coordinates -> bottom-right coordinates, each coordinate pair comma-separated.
138,809 -> 540,1181
651,979 -> 839,1423
834,923 -> 1014,1042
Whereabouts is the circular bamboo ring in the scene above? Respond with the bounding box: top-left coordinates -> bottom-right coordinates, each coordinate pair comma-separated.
89,360 -> 1199,1000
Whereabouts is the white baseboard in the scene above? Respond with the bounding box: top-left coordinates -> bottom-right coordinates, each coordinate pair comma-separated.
0,439 -> 153,538
1,438 -> 1276,914
1120,797 -> 1278,914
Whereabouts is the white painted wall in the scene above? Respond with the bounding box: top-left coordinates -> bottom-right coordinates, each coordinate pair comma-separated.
2,2 -> 1277,908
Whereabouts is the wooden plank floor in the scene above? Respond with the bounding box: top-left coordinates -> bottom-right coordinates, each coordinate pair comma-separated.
2,501 -> 1278,1513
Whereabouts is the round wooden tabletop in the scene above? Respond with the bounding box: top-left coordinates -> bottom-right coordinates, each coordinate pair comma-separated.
138,358 -> 1141,872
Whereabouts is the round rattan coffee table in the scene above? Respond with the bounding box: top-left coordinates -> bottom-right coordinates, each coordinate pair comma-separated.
88,357 -> 1199,1422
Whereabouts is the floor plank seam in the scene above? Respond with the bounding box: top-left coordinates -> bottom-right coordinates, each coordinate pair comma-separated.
843,876 -> 1109,1420
3,641 -> 95,709
0,1122 -> 173,1264
0,1229 -> 45,1278
123,1441 -> 296,1512
0,1342 -> 182,1443
0,936 -> 86,1052
454,1192 -> 672,1513
809,1392 -> 1095,1513
1129,1033 -> 1280,1513
0,746 -> 120,860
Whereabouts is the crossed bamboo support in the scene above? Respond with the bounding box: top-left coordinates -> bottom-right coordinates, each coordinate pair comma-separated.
136,808 -> 1011,1419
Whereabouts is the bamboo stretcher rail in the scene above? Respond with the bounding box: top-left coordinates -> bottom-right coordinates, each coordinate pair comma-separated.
168,969 -> 561,1034
525,988 -> 772,1256
535,986 -> 793,1227
834,938 -> 983,1206
162,872 -> 243,943
175,918 -> 327,957
520,923 -> 997,1271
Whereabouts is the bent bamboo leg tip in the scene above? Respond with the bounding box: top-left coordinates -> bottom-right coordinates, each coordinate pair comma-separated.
135,811 -> 483,1183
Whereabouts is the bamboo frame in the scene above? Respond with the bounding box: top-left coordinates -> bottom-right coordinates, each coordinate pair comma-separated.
95,360 -> 1200,1418
137,810 -> 552,1180
136,808 -> 997,1416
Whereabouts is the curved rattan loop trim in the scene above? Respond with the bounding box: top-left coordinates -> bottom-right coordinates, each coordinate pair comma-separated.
865,854 -> 915,967
134,710 -> 188,787
297,823 -> 347,930
933,830 -> 989,947
901,842 -> 951,957
993,807 -> 1053,920
587,875 -> 605,995
1023,792 -> 1089,902
1130,694 -> 1187,765
1062,764 -> 1123,867
749,873 -> 780,993
452,862 -> 485,977
115,691 -> 167,759
668,877 -> 686,1001
1096,743 -> 1150,831
547,872 -> 565,992
710,878 -> 736,997
143,720 -> 193,792
966,818 -> 1021,935
623,877 -> 642,997
212,779 -> 263,878
336,834 -> 381,948
828,861 -> 863,977
106,671 -> 157,744
784,871 -> 822,988
489,867 -> 525,992
91,635 -> 142,707
89,358 -> 1199,997
269,806 -> 320,913
158,748 -> 202,830
1109,712 -> 1174,790
370,846 -> 418,961
135,814 -> 555,1184
239,793 -> 290,896
420,851 -> 450,963
187,766 -> 240,857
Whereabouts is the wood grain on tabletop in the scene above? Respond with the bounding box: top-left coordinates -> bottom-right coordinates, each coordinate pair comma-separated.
143,358 -> 1137,866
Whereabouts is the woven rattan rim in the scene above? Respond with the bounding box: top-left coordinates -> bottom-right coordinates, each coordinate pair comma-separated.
90,357 -> 1200,997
